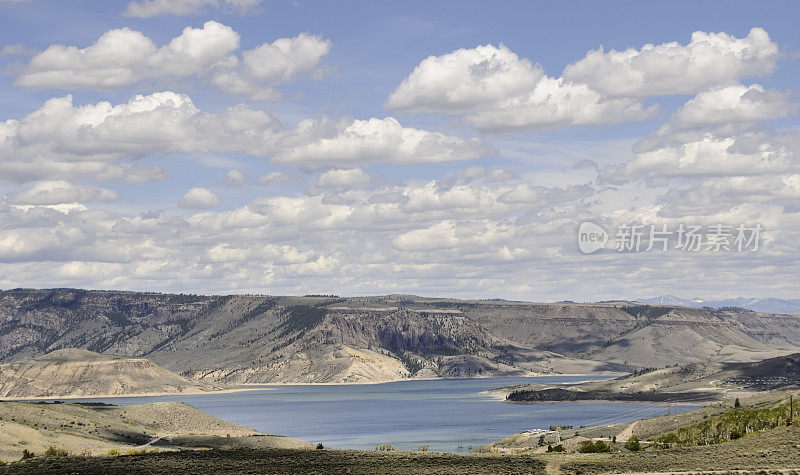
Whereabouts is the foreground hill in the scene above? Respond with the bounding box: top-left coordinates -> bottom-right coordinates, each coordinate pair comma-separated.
2,289 -> 800,383
499,352 -> 800,403
0,401 -> 308,462
4,396 -> 800,474
0,349 -> 224,398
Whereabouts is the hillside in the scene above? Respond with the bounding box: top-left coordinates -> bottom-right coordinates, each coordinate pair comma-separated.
0,349 -> 224,398
499,352 -> 800,403
2,289 -> 800,384
0,401 -> 308,462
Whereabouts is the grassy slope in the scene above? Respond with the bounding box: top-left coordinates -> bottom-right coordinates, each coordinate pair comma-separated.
2,424 -> 800,475
0,401 -> 308,462
0,449 -> 548,475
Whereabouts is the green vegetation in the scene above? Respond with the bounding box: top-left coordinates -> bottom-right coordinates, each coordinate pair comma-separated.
105,448 -> 120,456
653,396 -> 799,447
0,448 -> 549,474
547,444 -> 565,452
315,443 -> 324,450
42,446 -> 69,457
125,449 -> 149,455
623,436 -> 641,451
20,450 -> 34,460
577,440 -> 612,453
549,425 -> 572,431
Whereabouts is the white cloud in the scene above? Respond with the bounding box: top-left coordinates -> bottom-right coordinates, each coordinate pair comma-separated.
386,44 -> 543,113
15,22 -> 330,99
273,117 -> 492,167
220,169 -> 248,187
256,171 -> 292,186
392,221 -> 458,251
307,168 -> 373,194
212,33 -> 331,100
0,92 -> 488,184
606,131 -> 800,181
125,0 -> 261,17
17,22 -> 238,89
563,27 -> 779,97
386,44 -> 654,131
0,44 -> 35,57
670,84 -> 796,127
0,91 -> 277,184
9,181 -> 118,205
462,76 -> 656,131
460,166 -> 516,182
179,187 -> 220,209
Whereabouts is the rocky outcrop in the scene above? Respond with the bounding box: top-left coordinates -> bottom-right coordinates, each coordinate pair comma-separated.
2,289 -> 799,385
0,348 -> 222,398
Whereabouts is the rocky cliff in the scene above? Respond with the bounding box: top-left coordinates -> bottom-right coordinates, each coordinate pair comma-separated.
2,289 -> 799,384
0,348 -> 222,398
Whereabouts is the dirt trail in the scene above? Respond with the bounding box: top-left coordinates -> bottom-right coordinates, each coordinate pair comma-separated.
617,419 -> 639,441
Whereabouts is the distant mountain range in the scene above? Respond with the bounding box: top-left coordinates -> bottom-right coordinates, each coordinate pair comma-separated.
638,295 -> 800,314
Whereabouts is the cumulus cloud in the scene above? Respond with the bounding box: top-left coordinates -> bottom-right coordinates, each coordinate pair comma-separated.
15,22 -> 330,99
273,117 -> 492,167
256,171 -> 292,186
463,76 -> 656,131
314,168 -> 372,188
386,44 -> 654,131
0,91 -> 489,184
605,130 -> 800,181
219,169 -> 248,187
125,0 -> 261,17
670,84 -> 796,127
563,27 -> 779,97
0,91 -> 276,184
179,187 -> 220,209
459,166 -> 516,182
386,44 -> 543,113
9,181 -> 118,205
213,33 -> 331,100
0,44 -> 35,57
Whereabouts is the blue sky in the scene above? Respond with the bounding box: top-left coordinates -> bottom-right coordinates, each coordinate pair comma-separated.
0,0 -> 798,300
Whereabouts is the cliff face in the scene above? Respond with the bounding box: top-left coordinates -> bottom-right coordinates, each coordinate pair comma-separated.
1,289 -> 799,384
0,348 -> 221,397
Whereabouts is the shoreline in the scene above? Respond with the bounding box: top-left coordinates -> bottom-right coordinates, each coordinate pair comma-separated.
1,372 -> 620,400
1,386 -> 261,402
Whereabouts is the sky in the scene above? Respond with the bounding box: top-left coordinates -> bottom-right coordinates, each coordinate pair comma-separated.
0,0 -> 798,301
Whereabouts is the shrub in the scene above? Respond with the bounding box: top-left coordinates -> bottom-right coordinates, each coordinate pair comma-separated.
21,449 -> 35,460
624,436 -> 641,451
126,448 -> 147,455
470,445 -> 495,453
315,443 -> 324,450
656,432 -> 680,448
734,398 -> 741,408
578,440 -> 612,453
43,446 -> 69,457
106,448 -> 120,456
552,444 -> 565,452
375,444 -> 397,451
417,444 -> 429,452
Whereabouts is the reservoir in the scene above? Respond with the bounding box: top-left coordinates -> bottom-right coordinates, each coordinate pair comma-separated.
73,376 -> 697,452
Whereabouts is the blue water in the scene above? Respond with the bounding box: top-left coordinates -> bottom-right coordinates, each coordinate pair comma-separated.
66,376 -> 698,452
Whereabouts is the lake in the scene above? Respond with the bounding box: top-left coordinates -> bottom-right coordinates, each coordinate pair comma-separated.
71,376 -> 698,452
